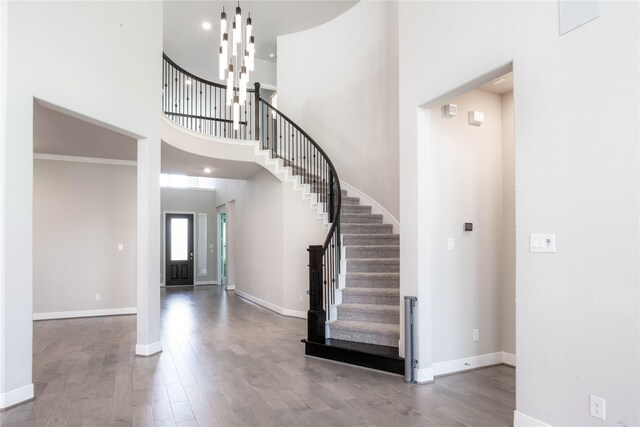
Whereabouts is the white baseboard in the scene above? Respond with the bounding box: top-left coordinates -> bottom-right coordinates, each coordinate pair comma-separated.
0,384 -> 34,410
433,351 -> 516,376
33,307 -> 137,320
225,285 -> 236,290
513,411 -> 552,427
234,290 -> 307,319
135,341 -> 162,357
195,280 -> 218,285
503,351 -> 516,367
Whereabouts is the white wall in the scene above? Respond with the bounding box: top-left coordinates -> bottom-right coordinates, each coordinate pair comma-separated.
33,160 -> 137,315
429,89 -> 511,363
161,188 -> 217,285
501,91 -> 516,356
3,1 -> 162,406
277,1 -> 399,218
399,2 -> 639,425
214,172 -> 325,316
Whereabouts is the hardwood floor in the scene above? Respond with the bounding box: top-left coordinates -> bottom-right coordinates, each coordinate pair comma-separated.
1,287 -> 515,426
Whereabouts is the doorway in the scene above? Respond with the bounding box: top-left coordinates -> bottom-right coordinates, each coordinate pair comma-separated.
165,213 -> 194,286
414,63 -> 516,380
217,209 -> 227,287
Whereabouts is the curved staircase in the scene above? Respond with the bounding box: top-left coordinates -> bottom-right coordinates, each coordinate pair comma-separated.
162,54 -> 403,375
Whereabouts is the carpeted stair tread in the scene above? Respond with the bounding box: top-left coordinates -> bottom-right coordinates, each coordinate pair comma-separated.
341,213 -> 383,224
342,234 -> 399,246
341,287 -> 399,297
345,272 -> 400,288
345,245 -> 400,258
341,223 -> 393,234
329,320 -> 400,336
346,258 -> 400,273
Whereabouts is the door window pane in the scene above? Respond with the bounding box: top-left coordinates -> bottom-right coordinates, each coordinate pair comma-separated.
171,218 -> 188,261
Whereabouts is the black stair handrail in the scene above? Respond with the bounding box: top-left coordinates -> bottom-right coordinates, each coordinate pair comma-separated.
257,99 -> 341,344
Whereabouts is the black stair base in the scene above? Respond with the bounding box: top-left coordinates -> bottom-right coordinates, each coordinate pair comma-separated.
303,338 -> 405,376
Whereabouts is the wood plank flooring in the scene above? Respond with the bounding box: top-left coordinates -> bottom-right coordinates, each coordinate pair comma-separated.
0,286 -> 515,426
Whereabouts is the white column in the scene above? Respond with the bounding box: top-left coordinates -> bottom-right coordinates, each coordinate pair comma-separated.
135,137 -> 162,356
0,0 -> 35,408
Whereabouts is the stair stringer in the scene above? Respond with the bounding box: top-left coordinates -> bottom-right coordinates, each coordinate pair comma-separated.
161,115 -> 331,228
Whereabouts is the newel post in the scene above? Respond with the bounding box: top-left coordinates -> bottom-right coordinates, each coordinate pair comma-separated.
254,82 -> 260,142
307,245 -> 325,343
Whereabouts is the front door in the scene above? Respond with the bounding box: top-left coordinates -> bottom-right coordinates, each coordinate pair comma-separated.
166,213 -> 194,286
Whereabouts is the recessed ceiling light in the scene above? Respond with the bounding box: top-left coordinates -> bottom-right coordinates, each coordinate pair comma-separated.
202,22 -> 212,30
203,167 -> 212,174
491,78 -> 507,86
269,53 -> 276,58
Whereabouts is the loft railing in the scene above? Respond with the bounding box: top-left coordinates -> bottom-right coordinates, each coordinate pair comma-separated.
162,54 -> 259,140
162,54 -> 341,345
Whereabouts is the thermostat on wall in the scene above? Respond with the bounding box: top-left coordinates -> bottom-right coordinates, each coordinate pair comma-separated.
443,104 -> 457,117
468,110 -> 485,126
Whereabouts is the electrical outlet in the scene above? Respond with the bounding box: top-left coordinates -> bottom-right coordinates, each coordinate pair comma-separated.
299,295 -> 304,303
473,329 -> 479,342
95,294 -> 101,301
590,395 -> 605,420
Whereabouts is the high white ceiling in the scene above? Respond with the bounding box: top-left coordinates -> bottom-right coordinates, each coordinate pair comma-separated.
34,103 -> 264,180
163,1 -> 358,79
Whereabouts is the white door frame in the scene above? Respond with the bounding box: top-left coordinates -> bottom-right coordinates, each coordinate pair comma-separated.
216,204 -> 227,288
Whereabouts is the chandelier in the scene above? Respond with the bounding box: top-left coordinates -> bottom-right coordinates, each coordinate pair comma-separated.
219,2 -> 255,131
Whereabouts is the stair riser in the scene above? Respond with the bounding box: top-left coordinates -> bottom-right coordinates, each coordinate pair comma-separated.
341,224 -> 393,235
329,328 -> 399,347
345,247 -> 399,259
341,214 -> 383,224
341,205 -> 372,214
342,235 -> 399,246
346,261 -> 399,273
342,197 -> 360,205
345,276 -> 399,288
338,309 -> 399,324
342,294 -> 400,305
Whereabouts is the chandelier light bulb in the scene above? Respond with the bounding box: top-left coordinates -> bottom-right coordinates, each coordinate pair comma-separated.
218,46 -> 226,80
226,64 -> 234,106
233,95 -> 240,130
231,22 -> 238,56
239,66 -> 247,104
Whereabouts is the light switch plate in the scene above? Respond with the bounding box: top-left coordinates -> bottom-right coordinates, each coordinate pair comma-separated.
530,234 -> 556,253
447,238 -> 455,251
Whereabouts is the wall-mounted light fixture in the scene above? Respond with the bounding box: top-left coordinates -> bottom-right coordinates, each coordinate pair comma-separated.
443,104 -> 457,118
468,111 -> 485,126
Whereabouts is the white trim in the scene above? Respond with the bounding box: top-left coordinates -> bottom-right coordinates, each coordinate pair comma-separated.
195,280 -> 217,286
415,367 -> 434,383
34,152 -> 136,167
135,341 -> 162,357
0,384 -> 34,410
33,307 -> 136,320
340,180 -> 400,234
502,351 -> 516,367
513,411 -> 552,427
234,290 -> 307,319
225,285 -> 236,290
433,352 -> 504,376
259,83 -> 277,91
